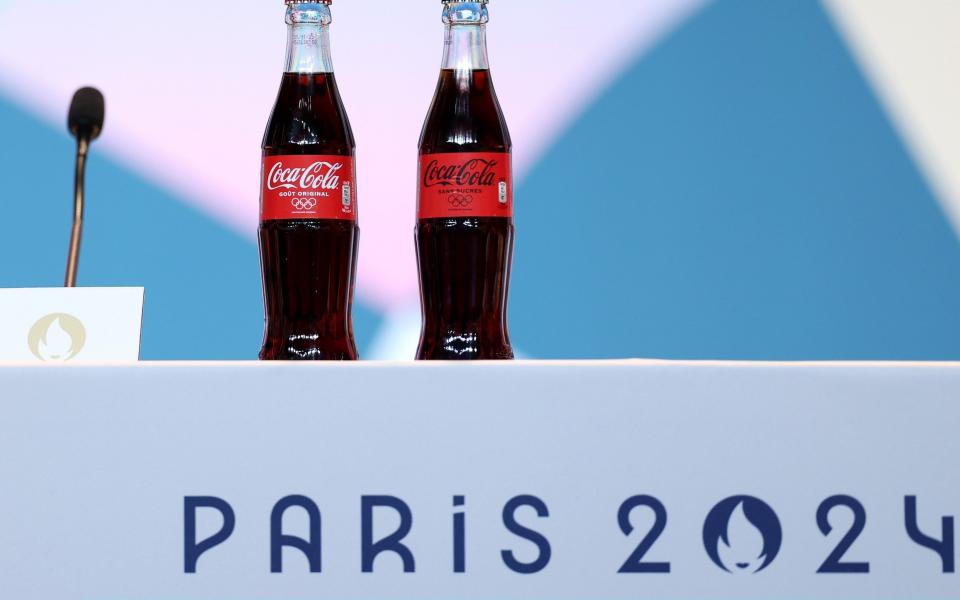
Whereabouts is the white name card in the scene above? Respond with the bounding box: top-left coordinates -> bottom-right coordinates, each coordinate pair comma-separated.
0,287 -> 144,362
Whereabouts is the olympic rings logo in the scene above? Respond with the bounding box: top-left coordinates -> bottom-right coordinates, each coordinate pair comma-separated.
291,198 -> 318,211
447,194 -> 473,208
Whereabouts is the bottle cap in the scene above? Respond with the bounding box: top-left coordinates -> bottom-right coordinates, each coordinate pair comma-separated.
286,1 -> 332,4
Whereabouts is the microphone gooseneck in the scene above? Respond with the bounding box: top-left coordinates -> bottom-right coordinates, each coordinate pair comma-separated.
65,87 -> 105,288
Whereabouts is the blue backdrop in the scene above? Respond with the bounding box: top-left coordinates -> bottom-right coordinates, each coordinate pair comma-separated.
2,0 -> 958,360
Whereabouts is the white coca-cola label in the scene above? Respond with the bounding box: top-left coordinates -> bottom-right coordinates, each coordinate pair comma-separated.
261,155 -> 356,221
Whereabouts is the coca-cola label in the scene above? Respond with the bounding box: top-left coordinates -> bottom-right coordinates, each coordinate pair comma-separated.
418,152 -> 513,219
261,155 -> 356,221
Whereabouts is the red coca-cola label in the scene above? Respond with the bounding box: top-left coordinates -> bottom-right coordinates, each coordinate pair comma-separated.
261,155 -> 356,221
418,152 -> 512,219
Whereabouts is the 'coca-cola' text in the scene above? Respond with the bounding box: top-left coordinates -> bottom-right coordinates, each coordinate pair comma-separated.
267,160 -> 343,191
422,158 -> 498,189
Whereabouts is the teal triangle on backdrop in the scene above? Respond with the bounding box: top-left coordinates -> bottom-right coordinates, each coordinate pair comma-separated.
0,96 -> 381,360
511,0 -> 960,360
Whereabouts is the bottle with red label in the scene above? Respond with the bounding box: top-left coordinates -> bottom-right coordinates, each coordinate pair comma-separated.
416,0 -> 514,360
259,0 -> 359,360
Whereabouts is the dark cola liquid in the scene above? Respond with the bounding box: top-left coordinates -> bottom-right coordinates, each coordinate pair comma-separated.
417,69 -> 514,360
260,72 -> 359,360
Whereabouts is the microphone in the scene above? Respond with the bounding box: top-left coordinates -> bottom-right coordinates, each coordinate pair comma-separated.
65,87 -> 105,288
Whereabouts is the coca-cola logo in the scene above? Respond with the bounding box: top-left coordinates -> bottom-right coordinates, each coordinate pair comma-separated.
267,160 -> 344,191
423,158 -> 498,189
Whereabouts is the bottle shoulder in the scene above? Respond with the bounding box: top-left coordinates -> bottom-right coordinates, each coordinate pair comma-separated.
263,72 -> 355,154
419,69 -> 511,154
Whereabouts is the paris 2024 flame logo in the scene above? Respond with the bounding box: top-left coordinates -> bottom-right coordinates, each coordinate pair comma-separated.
27,313 -> 87,362
703,495 -> 783,574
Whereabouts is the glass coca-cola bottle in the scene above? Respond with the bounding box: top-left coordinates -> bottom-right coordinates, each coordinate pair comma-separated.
416,0 -> 514,360
259,0 -> 359,360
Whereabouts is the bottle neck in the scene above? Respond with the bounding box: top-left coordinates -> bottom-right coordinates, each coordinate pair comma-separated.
441,2 -> 489,71
284,2 -> 334,74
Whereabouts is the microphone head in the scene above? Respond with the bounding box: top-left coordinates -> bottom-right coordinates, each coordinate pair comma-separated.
68,87 -> 105,141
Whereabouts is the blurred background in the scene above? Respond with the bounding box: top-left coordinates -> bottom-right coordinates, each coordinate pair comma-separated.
1,0 -> 958,361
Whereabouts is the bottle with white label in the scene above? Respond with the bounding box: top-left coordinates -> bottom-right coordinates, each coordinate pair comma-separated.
259,0 -> 359,360
416,0 -> 515,360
